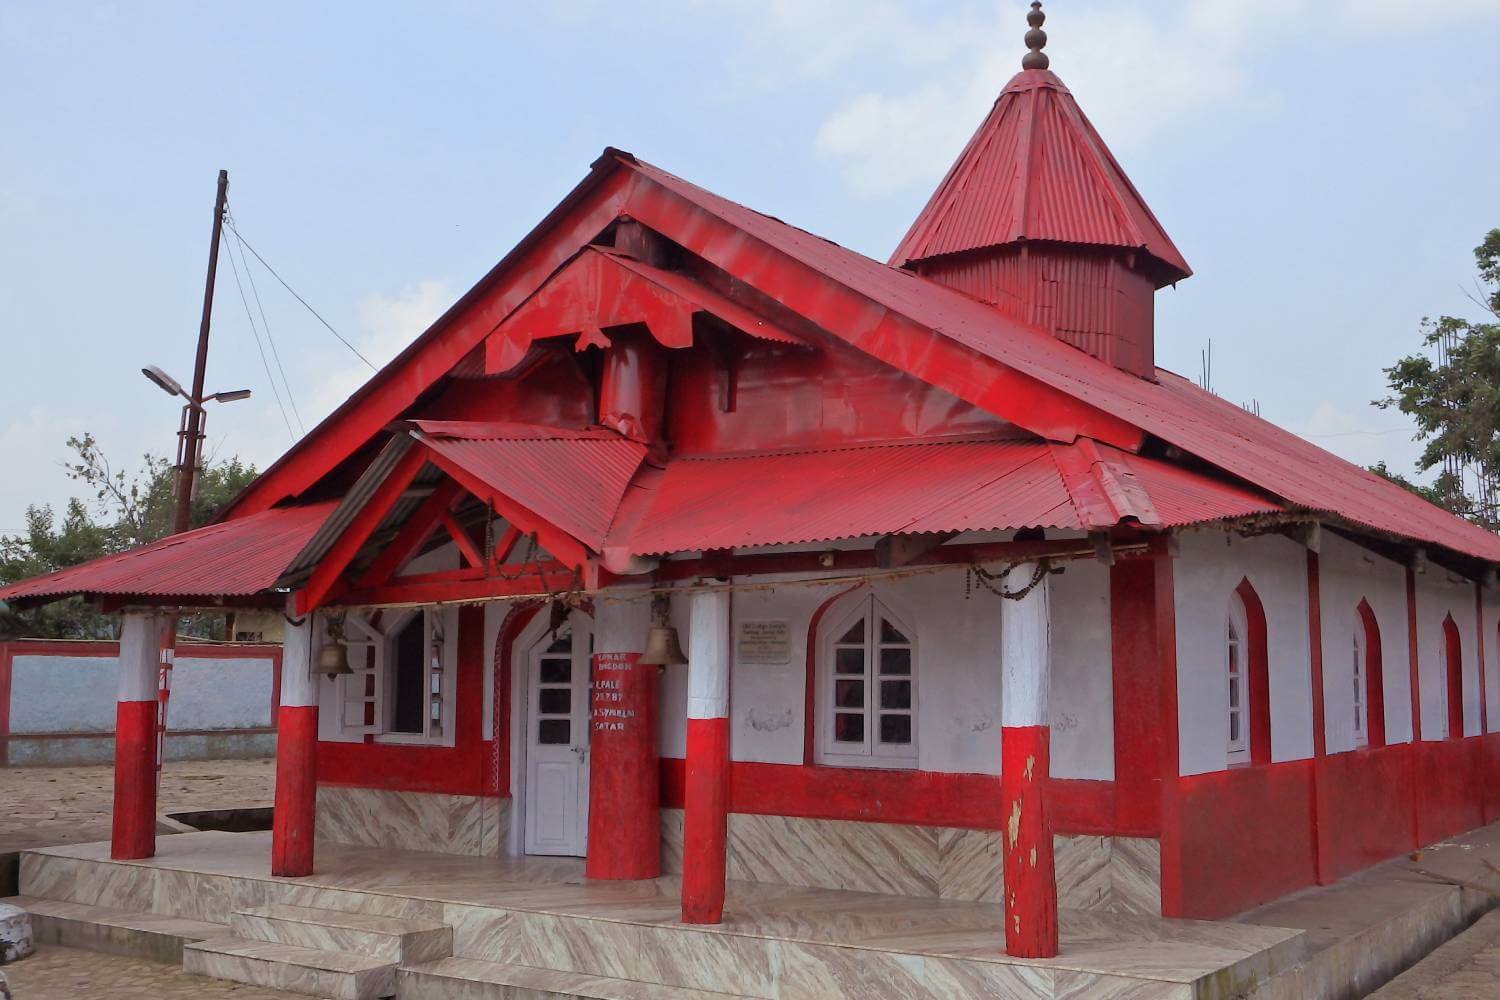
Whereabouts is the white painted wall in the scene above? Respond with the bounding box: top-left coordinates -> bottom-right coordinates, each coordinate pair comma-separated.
649,559 -> 1113,780
1174,530 -> 1314,776
1413,571 -> 1481,739
10,651 -> 274,733
1317,532 -> 1413,751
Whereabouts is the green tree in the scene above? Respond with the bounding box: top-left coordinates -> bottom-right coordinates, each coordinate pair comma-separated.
1377,229 -> 1500,531
0,436 -> 257,638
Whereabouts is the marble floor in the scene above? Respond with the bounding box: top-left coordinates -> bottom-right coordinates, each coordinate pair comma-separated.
20,831 -> 1306,999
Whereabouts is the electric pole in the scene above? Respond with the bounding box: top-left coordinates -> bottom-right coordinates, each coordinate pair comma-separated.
174,169 -> 229,535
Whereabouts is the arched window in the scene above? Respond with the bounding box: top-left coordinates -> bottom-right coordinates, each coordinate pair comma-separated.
820,593 -> 917,768
1443,615 -> 1464,739
1229,580 -> 1271,766
1226,599 -> 1249,764
1355,600 -> 1385,748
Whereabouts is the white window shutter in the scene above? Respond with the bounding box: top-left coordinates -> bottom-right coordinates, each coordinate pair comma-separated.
339,612 -> 385,737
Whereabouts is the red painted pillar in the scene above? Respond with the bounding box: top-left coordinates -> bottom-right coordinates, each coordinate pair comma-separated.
112,612 -> 160,860
1306,551 -> 1333,884
272,615 -> 319,877
682,589 -> 731,924
1000,562 -> 1058,958
586,596 -> 660,881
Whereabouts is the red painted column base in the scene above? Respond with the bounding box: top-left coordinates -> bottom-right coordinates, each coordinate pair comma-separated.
111,700 -> 158,860
1001,724 -> 1058,958
272,705 -> 319,876
586,653 -> 661,881
681,716 -> 730,924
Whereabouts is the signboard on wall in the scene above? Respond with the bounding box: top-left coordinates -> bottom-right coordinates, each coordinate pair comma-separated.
736,619 -> 791,666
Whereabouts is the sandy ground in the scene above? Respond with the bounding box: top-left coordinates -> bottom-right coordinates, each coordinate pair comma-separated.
0,758 -> 275,854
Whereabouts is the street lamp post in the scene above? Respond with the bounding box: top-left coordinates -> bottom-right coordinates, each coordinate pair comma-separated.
140,366 -> 250,533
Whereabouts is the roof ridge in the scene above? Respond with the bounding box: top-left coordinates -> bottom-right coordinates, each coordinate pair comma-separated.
673,433 -> 1035,462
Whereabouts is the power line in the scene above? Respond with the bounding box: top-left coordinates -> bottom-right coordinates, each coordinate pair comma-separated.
229,216 -> 304,433
222,219 -> 377,371
223,229 -> 297,440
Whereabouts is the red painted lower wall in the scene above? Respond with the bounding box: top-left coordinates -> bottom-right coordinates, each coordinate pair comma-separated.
1483,733 -> 1500,823
1415,738 -> 1485,845
657,758 -> 1118,835
1170,760 -> 1318,920
1317,743 -> 1415,881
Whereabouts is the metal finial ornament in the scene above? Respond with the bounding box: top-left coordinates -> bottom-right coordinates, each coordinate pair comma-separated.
1022,1 -> 1049,71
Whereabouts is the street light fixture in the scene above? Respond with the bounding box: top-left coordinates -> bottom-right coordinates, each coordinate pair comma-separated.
140,365 -> 251,532
141,365 -> 186,398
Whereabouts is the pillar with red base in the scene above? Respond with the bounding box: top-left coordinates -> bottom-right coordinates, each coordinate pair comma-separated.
112,612 -> 160,860
1000,562 -> 1058,958
682,589 -> 731,924
586,595 -> 660,880
272,615 -> 319,877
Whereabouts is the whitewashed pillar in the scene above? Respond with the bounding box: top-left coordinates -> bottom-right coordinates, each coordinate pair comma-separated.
999,563 -> 1058,957
112,611 -> 160,859
682,589 -> 731,923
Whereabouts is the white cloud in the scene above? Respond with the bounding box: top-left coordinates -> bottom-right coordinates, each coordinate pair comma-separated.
1292,400 -> 1424,474
301,279 -> 454,430
0,407 -> 136,534
1338,0 -> 1500,28
813,0 -> 1292,195
806,0 -> 1497,196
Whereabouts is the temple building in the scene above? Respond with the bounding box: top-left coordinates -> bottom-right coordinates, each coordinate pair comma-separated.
5,5 -> 1500,998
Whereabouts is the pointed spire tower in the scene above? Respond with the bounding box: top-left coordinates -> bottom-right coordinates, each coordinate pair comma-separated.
890,3 -> 1190,378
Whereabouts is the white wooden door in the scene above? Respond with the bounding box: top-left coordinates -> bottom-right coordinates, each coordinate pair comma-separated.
523,615 -> 592,856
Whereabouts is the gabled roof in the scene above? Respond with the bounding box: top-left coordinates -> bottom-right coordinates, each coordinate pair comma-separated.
0,502 -> 336,605
889,69 -> 1191,285
195,147 -> 1500,569
411,421 -> 647,551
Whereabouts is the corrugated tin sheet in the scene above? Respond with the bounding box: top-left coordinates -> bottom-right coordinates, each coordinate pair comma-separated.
0,502 -> 336,602
613,437 -> 1277,556
412,422 -> 647,550
621,154 -> 1500,564
280,435 -> 417,583
888,69 -> 1192,283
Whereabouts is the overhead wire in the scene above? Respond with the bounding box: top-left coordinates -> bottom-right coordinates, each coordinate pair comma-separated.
228,211 -> 304,434
222,218 -> 378,371
222,221 -> 297,440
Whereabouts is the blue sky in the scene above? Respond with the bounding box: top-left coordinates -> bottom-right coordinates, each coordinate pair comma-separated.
2,1 -> 1499,533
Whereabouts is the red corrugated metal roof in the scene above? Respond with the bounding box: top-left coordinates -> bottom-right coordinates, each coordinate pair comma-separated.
612,437 -> 1278,555
888,70 -> 1191,284
619,154 -> 1500,564
411,421 -> 647,550
0,502 -> 336,603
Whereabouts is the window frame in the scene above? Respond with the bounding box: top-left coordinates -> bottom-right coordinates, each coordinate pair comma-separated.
818,593 -> 919,770
1351,628 -> 1368,748
1226,596 -> 1250,765
372,606 -> 458,748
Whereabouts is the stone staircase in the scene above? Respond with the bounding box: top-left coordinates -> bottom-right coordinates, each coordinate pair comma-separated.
399,956 -> 753,999
183,903 -> 451,999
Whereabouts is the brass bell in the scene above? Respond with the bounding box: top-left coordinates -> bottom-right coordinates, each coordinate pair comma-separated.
638,624 -> 688,667
317,640 -> 353,677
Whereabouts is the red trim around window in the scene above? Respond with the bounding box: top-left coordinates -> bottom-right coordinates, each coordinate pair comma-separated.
1236,579 -> 1272,766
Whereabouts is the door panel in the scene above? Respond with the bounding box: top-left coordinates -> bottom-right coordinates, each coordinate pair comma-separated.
523,614 -> 592,856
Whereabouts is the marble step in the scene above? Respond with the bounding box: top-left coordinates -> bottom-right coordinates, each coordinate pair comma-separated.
184,934 -> 397,1000
230,902 -> 452,963
3,894 -> 225,963
399,957 -> 756,1000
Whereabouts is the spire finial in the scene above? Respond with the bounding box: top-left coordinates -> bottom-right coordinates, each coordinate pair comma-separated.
1022,1 -> 1049,71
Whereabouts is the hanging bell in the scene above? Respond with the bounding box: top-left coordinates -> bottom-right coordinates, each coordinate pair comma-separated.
317,640 -> 353,677
638,624 -> 688,667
